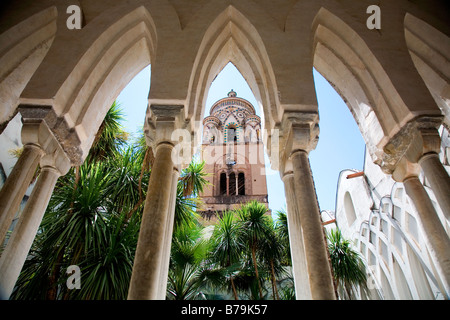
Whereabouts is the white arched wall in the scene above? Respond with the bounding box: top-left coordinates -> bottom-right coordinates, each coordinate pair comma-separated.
404,13 -> 450,128
19,5 -> 156,165
0,6 -> 57,131
341,180 -> 446,299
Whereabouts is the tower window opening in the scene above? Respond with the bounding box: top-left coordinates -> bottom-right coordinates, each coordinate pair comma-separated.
229,172 -> 236,195
227,126 -> 236,143
238,172 -> 245,195
220,172 -> 227,195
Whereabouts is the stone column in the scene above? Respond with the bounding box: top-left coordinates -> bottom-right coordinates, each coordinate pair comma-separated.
419,153 -> 450,220
404,176 -> 450,296
291,149 -> 336,300
128,142 -> 175,300
0,166 -> 59,298
405,127 -> 450,221
128,104 -> 185,300
0,143 -> 42,244
0,140 -> 70,299
281,112 -> 335,300
282,170 -> 311,299
393,158 -> 450,297
157,166 -> 180,299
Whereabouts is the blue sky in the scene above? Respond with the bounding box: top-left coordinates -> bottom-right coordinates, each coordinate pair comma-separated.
117,63 -> 365,214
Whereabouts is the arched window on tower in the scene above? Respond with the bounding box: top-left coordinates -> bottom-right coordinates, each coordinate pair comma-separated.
238,172 -> 245,195
229,172 -> 236,195
220,172 -> 227,195
227,126 -> 237,143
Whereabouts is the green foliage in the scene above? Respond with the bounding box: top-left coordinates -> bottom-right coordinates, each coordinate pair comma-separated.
327,228 -> 368,300
167,224 -> 209,300
179,161 -> 209,197
11,101 -> 206,300
171,202 -> 293,301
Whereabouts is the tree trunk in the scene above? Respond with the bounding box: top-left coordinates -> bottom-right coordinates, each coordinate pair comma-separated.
270,260 -> 279,300
46,247 -> 64,299
126,147 -> 150,220
230,276 -> 239,300
47,166 -> 80,299
251,245 -> 263,299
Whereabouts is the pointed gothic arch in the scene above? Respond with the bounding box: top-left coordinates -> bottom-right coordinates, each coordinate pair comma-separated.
311,7 -> 442,169
19,5 -> 156,165
0,6 -> 57,132
404,13 -> 450,128
187,5 -> 280,134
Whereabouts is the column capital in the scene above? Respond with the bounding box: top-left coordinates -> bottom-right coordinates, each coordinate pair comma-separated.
281,111 -> 319,157
380,115 -> 442,174
18,104 -> 83,165
408,127 -> 442,163
20,117 -> 71,176
144,104 -> 187,149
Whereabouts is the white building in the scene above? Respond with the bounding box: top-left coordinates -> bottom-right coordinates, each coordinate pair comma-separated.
332,127 -> 450,300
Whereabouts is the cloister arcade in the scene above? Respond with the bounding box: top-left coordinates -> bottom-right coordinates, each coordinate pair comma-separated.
0,0 -> 448,300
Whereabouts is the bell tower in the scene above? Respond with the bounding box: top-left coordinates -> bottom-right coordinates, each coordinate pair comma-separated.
198,90 -> 269,224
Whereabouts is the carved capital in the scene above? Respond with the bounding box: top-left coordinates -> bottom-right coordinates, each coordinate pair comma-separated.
19,113 -> 71,175
380,116 -> 443,174
144,104 -> 189,154
18,104 -> 82,166
281,111 -> 319,156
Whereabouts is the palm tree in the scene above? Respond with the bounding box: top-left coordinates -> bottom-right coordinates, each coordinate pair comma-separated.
86,100 -> 128,163
259,217 -> 286,300
179,161 -> 209,197
171,161 -> 209,230
166,224 -> 208,300
274,209 -> 291,266
327,228 -> 368,300
11,102 -> 146,300
237,201 -> 270,299
209,211 -> 244,299
11,101 -> 210,299
12,159 -> 121,299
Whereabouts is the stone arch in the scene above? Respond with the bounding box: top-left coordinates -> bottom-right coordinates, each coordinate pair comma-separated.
19,5 -> 157,165
187,5 -> 280,134
404,13 -> 450,129
0,6 -> 57,132
311,7 -> 441,169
